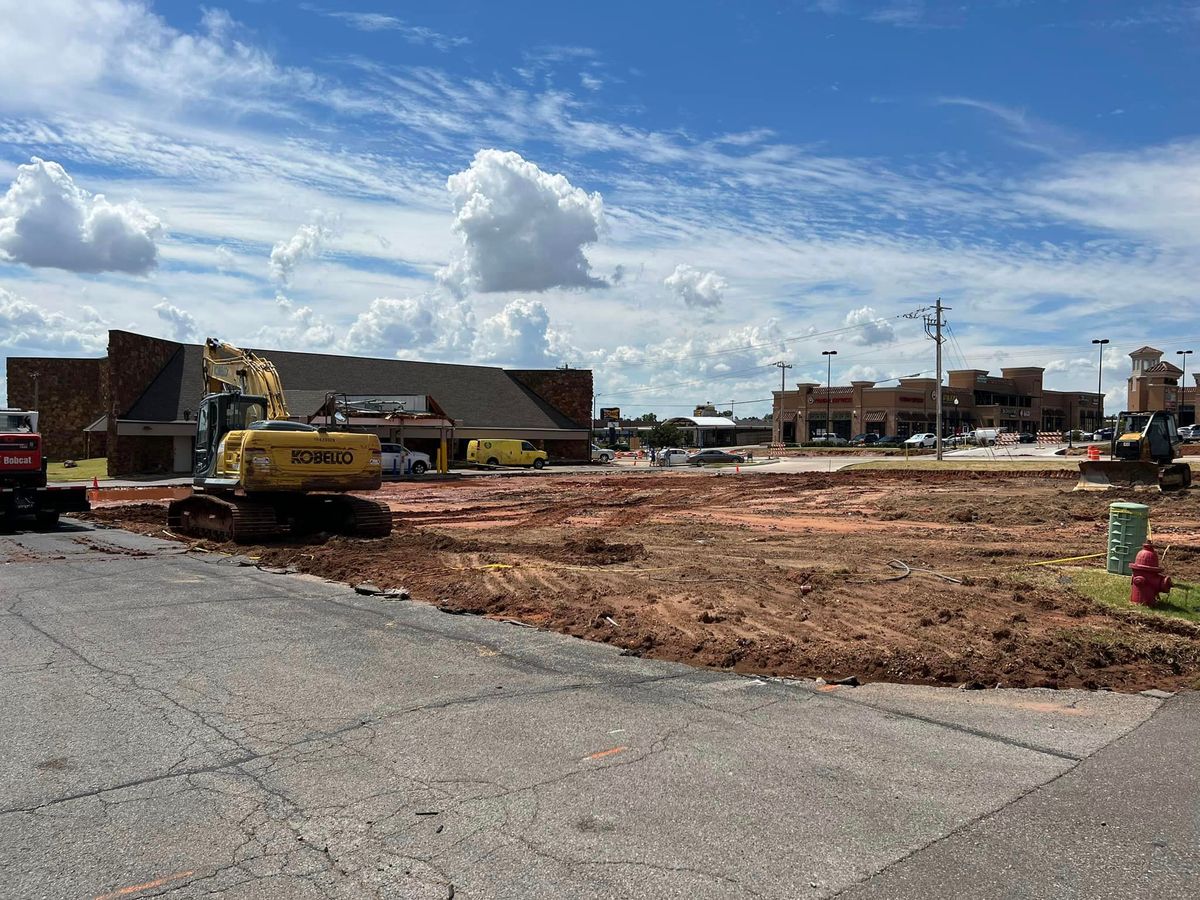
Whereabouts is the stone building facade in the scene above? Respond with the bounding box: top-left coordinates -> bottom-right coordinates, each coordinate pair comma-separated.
508,368 -> 593,461
8,331 -> 594,474
5,356 -> 108,459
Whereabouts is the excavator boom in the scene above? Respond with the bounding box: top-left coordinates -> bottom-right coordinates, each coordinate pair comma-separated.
202,338 -> 290,420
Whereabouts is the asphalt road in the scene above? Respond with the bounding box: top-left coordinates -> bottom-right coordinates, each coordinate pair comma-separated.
1,523 -> 1195,899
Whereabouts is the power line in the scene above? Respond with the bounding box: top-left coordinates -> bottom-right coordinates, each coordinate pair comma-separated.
596,363 -> 779,399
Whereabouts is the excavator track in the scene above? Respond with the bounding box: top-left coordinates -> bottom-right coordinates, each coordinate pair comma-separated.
168,494 -> 281,543
338,496 -> 393,538
293,494 -> 393,538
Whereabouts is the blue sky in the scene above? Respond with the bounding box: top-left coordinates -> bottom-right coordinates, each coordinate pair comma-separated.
2,0 -> 1200,416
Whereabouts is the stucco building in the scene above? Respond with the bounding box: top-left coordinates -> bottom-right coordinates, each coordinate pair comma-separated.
1126,346 -> 1197,425
772,367 -> 1102,443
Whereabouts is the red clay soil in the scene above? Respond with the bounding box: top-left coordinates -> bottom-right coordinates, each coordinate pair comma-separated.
83,470 -> 1200,692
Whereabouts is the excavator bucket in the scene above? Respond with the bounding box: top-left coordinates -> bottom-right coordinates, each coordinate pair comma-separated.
1075,461 -> 1192,492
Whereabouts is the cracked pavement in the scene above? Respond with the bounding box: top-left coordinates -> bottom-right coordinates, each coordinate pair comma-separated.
1,522 -> 1196,899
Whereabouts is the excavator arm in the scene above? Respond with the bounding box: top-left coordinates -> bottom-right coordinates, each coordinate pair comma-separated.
202,338 -> 290,420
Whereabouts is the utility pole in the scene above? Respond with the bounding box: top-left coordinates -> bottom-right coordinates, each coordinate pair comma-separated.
774,360 -> 792,395
909,299 -> 950,460
30,371 -> 40,411
773,360 -> 792,443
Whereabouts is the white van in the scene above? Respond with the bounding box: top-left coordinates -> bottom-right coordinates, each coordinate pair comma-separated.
969,428 -> 1002,446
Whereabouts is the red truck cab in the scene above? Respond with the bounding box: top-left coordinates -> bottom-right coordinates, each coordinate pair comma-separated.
0,409 -> 89,529
1,412 -> 44,487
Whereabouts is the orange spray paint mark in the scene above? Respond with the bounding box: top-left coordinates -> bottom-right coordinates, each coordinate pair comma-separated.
586,745 -> 629,761
94,870 -> 195,900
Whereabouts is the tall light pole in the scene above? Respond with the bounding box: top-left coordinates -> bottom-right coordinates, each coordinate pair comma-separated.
1178,350 -> 1194,425
1092,338 -> 1109,430
822,350 -> 837,439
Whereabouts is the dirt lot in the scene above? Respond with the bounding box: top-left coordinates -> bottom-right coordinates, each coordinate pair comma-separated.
82,470 -> 1200,692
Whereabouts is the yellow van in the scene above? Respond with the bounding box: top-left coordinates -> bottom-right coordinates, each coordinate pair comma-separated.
467,439 -> 549,469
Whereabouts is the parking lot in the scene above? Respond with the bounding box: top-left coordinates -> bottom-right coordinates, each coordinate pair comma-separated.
3,523 -> 1198,899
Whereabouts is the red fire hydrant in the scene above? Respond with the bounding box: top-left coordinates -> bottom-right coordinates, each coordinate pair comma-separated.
1130,542 -> 1172,607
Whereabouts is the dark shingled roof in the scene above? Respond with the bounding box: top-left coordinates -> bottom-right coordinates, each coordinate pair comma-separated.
124,342 -> 582,431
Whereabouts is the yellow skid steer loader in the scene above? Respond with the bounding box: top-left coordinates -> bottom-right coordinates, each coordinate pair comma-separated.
1076,410 -> 1192,492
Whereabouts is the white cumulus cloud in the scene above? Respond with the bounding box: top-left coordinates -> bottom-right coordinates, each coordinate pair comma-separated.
269,222 -> 329,286
153,300 -> 198,342
844,305 -> 896,345
438,150 -> 606,296
0,287 -> 108,353
345,294 -> 476,359
663,264 -> 727,309
255,294 -> 335,350
474,298 -> 571,367
0,158 -> 162,273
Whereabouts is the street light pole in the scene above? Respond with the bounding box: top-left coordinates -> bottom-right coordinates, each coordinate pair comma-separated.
1178,350 -> 1194,425
1092,338 -> 1109,430
822,350 -> 837,440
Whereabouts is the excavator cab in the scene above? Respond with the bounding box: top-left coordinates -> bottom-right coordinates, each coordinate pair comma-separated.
192,391 -> 268,478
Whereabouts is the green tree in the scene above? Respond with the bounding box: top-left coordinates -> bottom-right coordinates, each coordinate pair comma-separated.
647,421 -> 682,447
636,412 -> 658,423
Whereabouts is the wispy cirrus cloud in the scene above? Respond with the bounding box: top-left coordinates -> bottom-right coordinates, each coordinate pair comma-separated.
306,6 -> 470,51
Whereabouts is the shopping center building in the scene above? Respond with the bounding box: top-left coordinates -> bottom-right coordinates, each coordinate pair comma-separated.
772,367 -> 1102,443
1126,346 -> 1197,425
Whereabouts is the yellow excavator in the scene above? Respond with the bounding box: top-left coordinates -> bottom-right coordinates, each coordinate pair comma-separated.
1076,409 -> 1192,491
167,339 -> 392,542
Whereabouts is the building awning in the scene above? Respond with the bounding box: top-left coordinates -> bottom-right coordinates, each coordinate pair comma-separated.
664,416 -> 736,428
83,415 -> 108,433
864,411 -> 886,423
116,419 -> 196,437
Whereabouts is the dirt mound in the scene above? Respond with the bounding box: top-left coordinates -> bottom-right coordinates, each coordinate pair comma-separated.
79,502 -> 171,531
87,473 -> 1200,692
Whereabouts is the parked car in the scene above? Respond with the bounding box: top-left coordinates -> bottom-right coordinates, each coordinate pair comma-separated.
466,439 -> 548,469
809,434 -> 849,446
1092,427 -> 1115,442
1017,432 -> 1036,444
875,435 -> 900,446
591,444 -> 615,463
849,433 -> 879,445
380,443 -> 431,476
688,449 -> 745,466
1178,424 -> 1198,442
904,433 -> 937,449
657,448 -> 690,467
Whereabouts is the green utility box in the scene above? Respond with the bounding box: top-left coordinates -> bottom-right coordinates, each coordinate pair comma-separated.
1107,502 -> 1149,575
